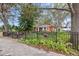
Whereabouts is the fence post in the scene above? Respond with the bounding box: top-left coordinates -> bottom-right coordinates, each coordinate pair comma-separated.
71,32 -> 79,50
11,32 -> 13,38
24,31 -> 26,39
56,32 -> 57,43
37,31 -> 39,40
77,32 -> 79,50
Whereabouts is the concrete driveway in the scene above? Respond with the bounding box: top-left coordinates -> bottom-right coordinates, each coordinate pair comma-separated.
0,37 -> 64,56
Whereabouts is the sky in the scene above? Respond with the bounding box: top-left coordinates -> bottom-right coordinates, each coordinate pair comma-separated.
34,3 -> 53,8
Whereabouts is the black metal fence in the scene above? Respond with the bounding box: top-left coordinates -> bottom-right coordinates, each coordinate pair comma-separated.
70,32 -> 79,50
3,31 -> 79,50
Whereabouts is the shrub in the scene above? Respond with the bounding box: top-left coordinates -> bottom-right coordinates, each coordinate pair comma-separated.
19,32 -> 78,55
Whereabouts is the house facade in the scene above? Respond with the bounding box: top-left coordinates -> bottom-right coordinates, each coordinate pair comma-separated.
34,24 -> 55,32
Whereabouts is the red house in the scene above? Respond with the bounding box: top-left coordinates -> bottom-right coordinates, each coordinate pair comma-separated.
34,24 -> 56,32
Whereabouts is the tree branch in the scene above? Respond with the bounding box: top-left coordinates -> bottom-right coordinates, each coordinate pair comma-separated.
67,3 -> 74,14
38,8 -> 70,12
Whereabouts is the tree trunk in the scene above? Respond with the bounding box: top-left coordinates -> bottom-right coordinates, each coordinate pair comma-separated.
71,3 -> 79,49
1,3 -> 9,32
2,12 -> 9,32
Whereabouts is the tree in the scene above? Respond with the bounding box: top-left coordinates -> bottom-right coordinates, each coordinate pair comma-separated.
0,3 -> 17,32
0,4 -> 9,32
40,10 -> 53,25
51,10 -> 70,31
19,4 -> 39,32
44,4 -> 70,32
68,3 -> 79,49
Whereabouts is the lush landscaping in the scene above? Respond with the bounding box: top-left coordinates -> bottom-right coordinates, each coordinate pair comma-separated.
19,32 -> 79,55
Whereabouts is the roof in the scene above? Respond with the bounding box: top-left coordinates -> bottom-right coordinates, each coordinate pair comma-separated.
36,24 -> 55,28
